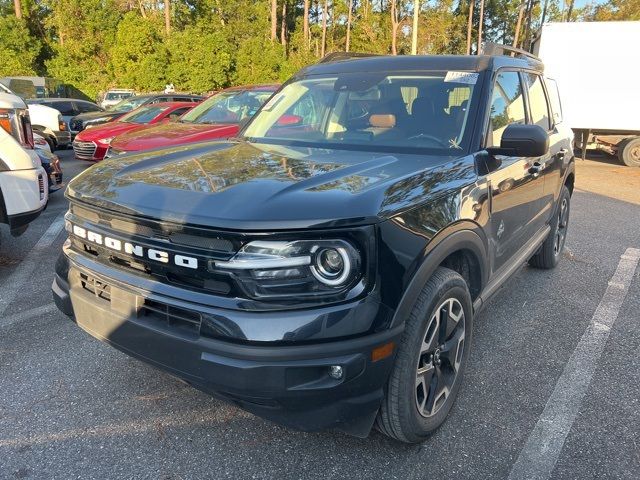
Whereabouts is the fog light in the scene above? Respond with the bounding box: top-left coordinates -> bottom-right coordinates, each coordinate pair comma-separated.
328,365 -> 343,379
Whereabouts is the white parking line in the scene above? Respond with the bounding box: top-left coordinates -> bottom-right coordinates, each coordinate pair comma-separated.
508,247 -> 640,480
0,213 -> 65,318
0,302 -> 57,329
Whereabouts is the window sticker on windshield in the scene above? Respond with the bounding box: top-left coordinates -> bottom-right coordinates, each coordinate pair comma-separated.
444,71 -> 479,85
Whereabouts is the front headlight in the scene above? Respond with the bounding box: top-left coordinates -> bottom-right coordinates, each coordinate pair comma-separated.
214,239 -> 362,299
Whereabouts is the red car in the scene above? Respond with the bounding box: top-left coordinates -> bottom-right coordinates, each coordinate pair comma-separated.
106,85 -> 279,157
72,102 -> 196,161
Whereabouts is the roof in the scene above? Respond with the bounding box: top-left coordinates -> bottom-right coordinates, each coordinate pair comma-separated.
220,84 -> 281,93
142,101 -> 198,108
28,97 -> 96,104
299,54 -> 543,76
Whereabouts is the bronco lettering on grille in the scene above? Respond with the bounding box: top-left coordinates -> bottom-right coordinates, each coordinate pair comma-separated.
71,224 -> 198,269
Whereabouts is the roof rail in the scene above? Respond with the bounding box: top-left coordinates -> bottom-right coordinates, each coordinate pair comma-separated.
482,42 -> 540,61
317,52 -> 381,64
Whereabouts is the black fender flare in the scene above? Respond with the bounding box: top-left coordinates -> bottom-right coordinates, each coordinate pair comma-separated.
390,223 -> 489,328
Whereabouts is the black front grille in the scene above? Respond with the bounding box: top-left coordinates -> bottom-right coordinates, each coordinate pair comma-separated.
77,271 -> 203,337
68,202 -> 240,296
141,299 -> 202,335
70,119 -> 84,132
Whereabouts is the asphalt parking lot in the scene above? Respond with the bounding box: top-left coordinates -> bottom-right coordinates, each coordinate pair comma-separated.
1,150 -> 638,480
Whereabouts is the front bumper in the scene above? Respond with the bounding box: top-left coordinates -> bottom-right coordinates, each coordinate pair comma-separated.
52,253 -> 401,436
53,130 -> 71,146
0,167 -> 48,220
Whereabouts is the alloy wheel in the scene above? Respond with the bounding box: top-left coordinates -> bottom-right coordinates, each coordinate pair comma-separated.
554,198 -> 569,255
415,298 -> 466,418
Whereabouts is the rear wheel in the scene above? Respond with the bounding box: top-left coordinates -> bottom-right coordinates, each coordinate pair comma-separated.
529,185 -> 571,269
376,267 -> 473,443
618,137 -> 640,167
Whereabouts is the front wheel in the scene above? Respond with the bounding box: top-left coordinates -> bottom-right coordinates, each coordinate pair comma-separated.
529,185 -> 571,269
618,137 -> 640,167
376,267 -> 473,443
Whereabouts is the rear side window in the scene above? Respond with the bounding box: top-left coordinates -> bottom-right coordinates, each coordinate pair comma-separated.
487,71 -> 526,147
524,73 -> 551,131
52,101 -> 75,116
75,102 -> 101,113
544,77 -> 563,125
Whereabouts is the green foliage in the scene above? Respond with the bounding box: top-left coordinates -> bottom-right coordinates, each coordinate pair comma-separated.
167,25 -> 233,92
110,12 -> 168,91
234,37 -> 288,84
0,15 -> 41,76
2,0 -> 638,99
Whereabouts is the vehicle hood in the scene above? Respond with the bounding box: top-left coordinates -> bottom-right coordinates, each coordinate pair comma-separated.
75,122 -> 141,142
110,122 -> 238,151
67,141 -> 477,230
73,111 -> 122,123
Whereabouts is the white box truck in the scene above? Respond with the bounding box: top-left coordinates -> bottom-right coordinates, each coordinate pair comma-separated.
534,21 -> 640,166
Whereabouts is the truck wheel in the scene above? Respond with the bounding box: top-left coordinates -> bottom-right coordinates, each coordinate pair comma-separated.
529,185 -> 571,269
618,137 -> 640,167
376,267 -> 473,443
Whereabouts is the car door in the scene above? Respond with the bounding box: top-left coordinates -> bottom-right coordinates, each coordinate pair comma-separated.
483,70 -> 546,272
522,73 -> 564,227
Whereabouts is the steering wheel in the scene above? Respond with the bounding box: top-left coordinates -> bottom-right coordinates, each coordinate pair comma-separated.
407,133 -> 450,148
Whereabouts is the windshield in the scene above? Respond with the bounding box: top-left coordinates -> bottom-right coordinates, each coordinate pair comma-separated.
242,72 -> 478,153
179,90 -> 274,125
119,105 -> 169,124
106,92 -> 134,101
110,96 -> 150,112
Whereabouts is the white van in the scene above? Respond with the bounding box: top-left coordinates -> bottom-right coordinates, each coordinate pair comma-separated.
0,82 -> 71,151
0,92 -> 48,238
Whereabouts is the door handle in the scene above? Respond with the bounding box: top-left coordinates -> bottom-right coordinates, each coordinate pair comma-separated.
556,148 -> 568,160
528,161 -> 543,177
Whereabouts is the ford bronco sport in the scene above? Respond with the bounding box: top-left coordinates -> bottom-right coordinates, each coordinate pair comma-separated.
53,46 -> 575,443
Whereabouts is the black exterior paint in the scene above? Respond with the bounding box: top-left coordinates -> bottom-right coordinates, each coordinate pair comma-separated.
53,54 -> 575,436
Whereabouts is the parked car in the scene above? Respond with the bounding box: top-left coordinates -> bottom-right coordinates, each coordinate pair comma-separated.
72,102 -> 197,162
69,93 -> 203,135
1,81 -> 70,151
99,89 -> 136,110
53,49 -> 575,442
27,98 -> 103,138
106,85 -> 277,156
33,132 -> 51,152
0,93 -> 47,239
34,133 -> 63,193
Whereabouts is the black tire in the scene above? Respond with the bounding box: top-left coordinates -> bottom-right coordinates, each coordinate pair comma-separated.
528,185 -> 571,269
46,137 -> 56,152
376,267 -> 473,443
618,137 -> 640,167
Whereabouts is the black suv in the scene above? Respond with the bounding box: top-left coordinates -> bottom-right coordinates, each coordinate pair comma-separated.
69,93 -> 203,134
53,49 -> 574,443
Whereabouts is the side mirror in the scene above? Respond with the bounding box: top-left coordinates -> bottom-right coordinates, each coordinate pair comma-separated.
487,124 -> 549,157
276,114 -> 303,126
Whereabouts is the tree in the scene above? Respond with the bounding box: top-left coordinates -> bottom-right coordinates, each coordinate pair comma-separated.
164,0 -> 171,34
271,0 -> 278,41
13,0 -> 22,19
466,0 -> 474,54
110,12 -> 168,91
346,0 -> 353,52
321,0 -> 328,56
0,15 -> 40,76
